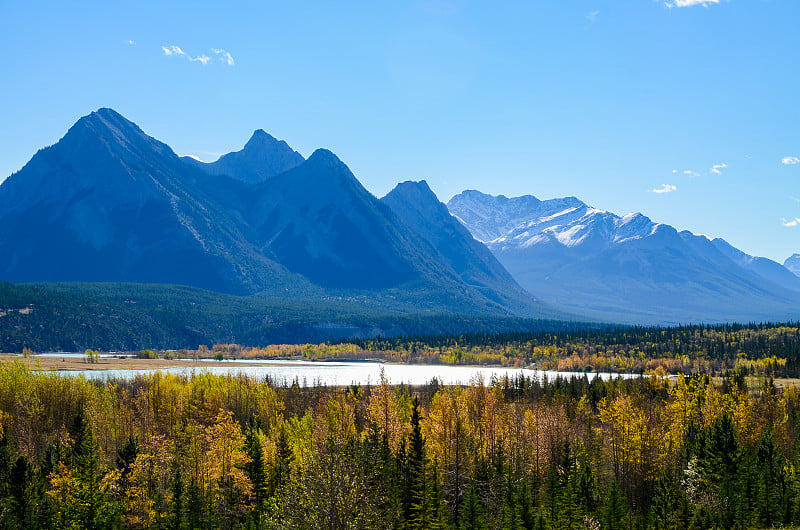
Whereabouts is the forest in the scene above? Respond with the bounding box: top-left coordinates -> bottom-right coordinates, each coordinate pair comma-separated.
1,360 -> 800,529
208,322 -> 800,378
0,281 -> 586,353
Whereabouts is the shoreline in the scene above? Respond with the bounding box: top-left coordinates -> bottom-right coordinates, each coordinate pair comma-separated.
0,354 -> 325,371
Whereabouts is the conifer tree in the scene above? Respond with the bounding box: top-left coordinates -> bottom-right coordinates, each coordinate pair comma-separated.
459,483 -> 485,530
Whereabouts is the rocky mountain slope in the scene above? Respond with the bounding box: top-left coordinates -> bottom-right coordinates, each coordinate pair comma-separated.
0,109 -> 559,320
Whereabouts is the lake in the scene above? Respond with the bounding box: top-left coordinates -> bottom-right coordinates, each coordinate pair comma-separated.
49,359 -> 633,386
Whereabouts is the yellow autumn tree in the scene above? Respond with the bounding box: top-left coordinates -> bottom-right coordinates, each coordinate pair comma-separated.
205,409 -> 252,523
366,367 -> 408,452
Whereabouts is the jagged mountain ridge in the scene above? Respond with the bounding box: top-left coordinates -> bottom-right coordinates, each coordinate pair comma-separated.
381,180 -> 548,315
0,109 -> 558,319
183,129 -> 305,183
0,108 -> 292,294
448,190 -> 800,324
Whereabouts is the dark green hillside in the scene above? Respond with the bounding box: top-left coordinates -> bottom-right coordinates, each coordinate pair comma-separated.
0,282 -> 587,352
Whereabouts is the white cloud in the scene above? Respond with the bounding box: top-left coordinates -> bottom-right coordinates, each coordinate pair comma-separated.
683,170 -> 700,177
650,184 -> 677,194
162,45 -> 228,66
782,218 -> 800,227
782,156 -> 800,165
212,48 -> 235,66
127,40 -> 136,45
671,169 -> 678,174
666,0 -> 720,7
710,163 -> 727,174
162,45 -> 185,56
585,11 -> 599,22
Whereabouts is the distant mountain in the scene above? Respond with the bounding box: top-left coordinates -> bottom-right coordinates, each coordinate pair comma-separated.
381,180 -> 552,315
183,129 -> 304,183
449,190 -> 800,324
710,239 -> 800,292
786,254 -> 800,278
0,109 -> 558,321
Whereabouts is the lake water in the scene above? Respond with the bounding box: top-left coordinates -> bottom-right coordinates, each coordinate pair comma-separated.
47,359 -> 633,387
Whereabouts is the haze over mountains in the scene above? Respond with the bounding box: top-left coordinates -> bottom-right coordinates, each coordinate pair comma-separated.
786,254 -> 800,278
448,191 -> 800,324
1,108 -> 798,333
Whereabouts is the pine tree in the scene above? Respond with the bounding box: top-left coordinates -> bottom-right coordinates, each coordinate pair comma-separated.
755,429 -> 783,526
170,466 -> 184,530
700,414 -> 741,528
601,481 -> 628,530
244,417 -> 267,521
116,434 -> 139,490
649,474 -> 676,530
270,423 -> 292,497
402,397 -> 427,527
459,483 -> 485,530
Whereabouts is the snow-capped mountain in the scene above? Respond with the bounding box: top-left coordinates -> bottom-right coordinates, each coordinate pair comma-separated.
448,190 -> 800,324
786,254 -> 800,278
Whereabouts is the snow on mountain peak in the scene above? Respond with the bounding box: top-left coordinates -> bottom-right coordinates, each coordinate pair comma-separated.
448,190 -> 667,252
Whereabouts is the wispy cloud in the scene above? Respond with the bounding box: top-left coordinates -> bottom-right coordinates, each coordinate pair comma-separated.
683,169 -> 700,177
651,184 -> 677,194
127,40 -> 136,46
585,10 -> 599,23
710,163 -> 727,174
782,218 -> 800,227
212,48 -> 235,66
162,45 -> 232,66
782,156 -> 800,165
162,45 -> 184,56
666,0 -> 720,7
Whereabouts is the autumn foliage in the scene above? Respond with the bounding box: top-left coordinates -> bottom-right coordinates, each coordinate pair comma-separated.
1,361 -> 800,528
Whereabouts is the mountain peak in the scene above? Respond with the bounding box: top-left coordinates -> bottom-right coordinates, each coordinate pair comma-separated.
73,108 -> 145,143
189,129 -> 304,183
785,253 -> 800,277
243,129 -> 282,149
305,148 -> 349,170
384,180 -> 440,208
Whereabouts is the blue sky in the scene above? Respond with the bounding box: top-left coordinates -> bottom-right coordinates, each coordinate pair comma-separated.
1,0 -> 798,262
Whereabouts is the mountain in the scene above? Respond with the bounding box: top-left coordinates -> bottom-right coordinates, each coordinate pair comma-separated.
183,129 -> 304,183
710,239 -> 800,292
448,190 -> 800,324
786,254 -> 800,278
0,108 -> 294,294
0,109 -> 558,322
381,180 -> 552,315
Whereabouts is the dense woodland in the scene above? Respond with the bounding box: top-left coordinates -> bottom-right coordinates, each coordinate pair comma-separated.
0,282 -> 585,353
1,362 -> 800,528
213,323 -> 800,378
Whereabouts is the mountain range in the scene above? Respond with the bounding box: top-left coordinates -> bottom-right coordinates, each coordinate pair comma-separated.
0,108 -> 798,339
0,108 -> 560,328
448,191 -> 800,324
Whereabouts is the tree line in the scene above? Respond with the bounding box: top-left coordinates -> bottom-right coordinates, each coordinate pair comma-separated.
1,362 -> 800,528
